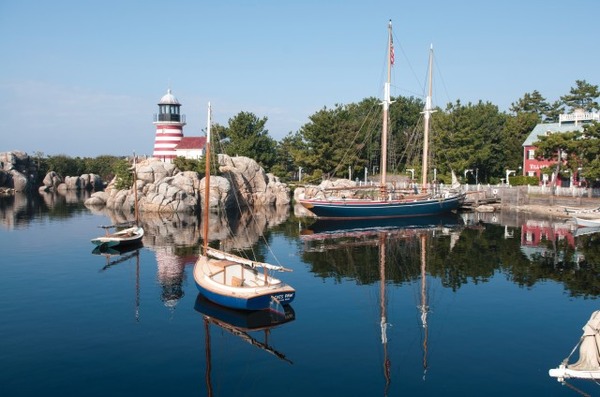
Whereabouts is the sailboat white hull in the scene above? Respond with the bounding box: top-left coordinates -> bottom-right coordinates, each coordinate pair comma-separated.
549,365 -> 600,381
91,226 -> 144,248
193,255 -> 295,311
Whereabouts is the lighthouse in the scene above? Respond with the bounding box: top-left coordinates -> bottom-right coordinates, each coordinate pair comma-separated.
152,89 -> 186,162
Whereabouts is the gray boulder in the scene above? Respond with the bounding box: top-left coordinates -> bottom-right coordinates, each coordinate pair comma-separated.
217,154 -> 290,207
40,171 -> 62,192
0,151 -> 35,192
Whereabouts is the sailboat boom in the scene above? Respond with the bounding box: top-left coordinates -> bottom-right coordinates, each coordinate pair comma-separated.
206,248 -> 293,272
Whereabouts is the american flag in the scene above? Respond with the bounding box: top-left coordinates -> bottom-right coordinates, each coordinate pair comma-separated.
390,37 -> 395,65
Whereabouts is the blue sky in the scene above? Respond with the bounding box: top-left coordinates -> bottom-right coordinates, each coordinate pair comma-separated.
1,0 -> 598,157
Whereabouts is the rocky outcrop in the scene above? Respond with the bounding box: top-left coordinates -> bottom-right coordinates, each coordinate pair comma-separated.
85,155 -> 290,214
218,154 -> 290,207
39,171 -> 62,192
39,172 -> 103,192
58,174 -> 103,192
294,178 -> 359,202
0,151 -> 36,192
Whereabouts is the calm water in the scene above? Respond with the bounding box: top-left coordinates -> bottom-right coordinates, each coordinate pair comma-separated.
1,192 -> 599,397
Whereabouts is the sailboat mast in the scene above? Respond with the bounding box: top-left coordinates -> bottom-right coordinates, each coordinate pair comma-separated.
380,20 -> 393,198
421,46 -> 434,189
202,103 -> 212,256
133,151 -> 139,224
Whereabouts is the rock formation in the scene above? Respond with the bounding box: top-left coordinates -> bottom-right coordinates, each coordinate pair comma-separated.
38,172 -> 103,193
0,151 -> 36,192
85,155 -> 290,214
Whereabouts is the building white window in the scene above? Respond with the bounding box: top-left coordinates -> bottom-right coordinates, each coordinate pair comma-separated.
527,171 -> 536,177
528,149 -> 535,160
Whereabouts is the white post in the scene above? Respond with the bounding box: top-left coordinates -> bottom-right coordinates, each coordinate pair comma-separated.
506,170 -> 515,186
298,167 -> 303,182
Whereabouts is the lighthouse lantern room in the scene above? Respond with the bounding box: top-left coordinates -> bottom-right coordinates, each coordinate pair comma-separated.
152,89 -> 187,162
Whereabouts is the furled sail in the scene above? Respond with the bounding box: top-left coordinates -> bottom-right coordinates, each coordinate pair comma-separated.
206,247 -> 292,272
549,310 -> 600,381
568,310 -> 600,371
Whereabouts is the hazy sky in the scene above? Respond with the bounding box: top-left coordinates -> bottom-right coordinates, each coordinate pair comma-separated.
1,0 -> 598,157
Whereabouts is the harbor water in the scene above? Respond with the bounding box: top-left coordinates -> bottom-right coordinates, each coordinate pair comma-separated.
1,192 -> 599,397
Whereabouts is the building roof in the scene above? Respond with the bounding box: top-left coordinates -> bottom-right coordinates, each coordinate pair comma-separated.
522,122 -> 585,147
523,111 -> 599,147
174,136 -> 206,150
158,89 -> 180,105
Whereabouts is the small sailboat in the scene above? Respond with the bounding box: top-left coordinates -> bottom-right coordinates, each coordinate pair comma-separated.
298,21 -> 464,220
91,225 -> 144,248
91,155 -> 144,248
549,310 -> 600,382
193,103 -> 296,311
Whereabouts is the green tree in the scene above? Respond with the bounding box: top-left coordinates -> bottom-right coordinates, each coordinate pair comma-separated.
560,80 -> 600,112
272,132 -> 303,181
501,112 -> 539,171
294,96 -> 424,181
45,155 -> 84,178
216,112 -> 277,170
434,100 -> 507,183
387,96 -> 425,174
544,100 -> 565,122
533,128 -> 579,185
295,100 -> 375,180
295,105 -> 345,178
84,155 -> 122,181
533,130 -> 578,162
509,90 -> 549,119
173,156 -> 205,175
113,159 -> 133,190
573,122 -> 600,184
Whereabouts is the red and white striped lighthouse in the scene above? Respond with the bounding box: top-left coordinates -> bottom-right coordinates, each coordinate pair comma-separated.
152,89 -> 186,162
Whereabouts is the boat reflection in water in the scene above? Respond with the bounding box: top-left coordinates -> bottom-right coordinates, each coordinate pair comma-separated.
301,214 -> 462,241
301,215 -> 463,393
88,205 -> 293,313
195,294 -> 295,396
91,242 -> 143,271
91,243 -> 143,322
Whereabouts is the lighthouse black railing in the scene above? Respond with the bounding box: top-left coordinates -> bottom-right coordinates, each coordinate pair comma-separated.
153,114 -> 186,123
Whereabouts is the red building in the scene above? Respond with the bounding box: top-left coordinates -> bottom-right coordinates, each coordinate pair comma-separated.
174,137 -> 207,160
522,110 -> 599,185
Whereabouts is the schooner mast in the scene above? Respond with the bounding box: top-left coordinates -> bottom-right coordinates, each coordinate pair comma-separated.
380,19 -> 394,200
421,45 -> 435,190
